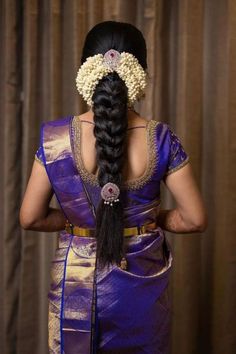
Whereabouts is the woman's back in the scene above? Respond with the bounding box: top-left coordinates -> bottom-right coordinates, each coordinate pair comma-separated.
36,110 -> 190,221
78,110 -> 150,182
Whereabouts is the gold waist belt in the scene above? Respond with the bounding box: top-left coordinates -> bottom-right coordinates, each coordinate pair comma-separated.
65,220 -> 158,237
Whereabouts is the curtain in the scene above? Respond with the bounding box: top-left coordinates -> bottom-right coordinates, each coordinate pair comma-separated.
0,1 -> 235,353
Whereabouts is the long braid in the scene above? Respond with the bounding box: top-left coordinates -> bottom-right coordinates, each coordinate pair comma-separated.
92,71 -> 128,267
77,20 -> 148,267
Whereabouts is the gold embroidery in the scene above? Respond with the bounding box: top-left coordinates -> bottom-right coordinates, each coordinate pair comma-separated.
71,116 -> 160,190
165,156 -> 190,175
34,154 -> 44,166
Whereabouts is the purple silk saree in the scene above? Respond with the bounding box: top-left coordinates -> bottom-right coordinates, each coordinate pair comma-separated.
35,115 -> 189,354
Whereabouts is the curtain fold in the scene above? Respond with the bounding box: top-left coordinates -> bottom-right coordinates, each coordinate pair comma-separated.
0,1 -> 235,353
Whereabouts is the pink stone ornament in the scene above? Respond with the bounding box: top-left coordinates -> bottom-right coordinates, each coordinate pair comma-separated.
103,49 -> 121,70
101,182 -> 120,206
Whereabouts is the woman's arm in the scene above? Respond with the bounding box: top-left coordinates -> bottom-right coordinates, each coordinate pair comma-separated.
19,160 -> 66,232
158,163 -> 208,233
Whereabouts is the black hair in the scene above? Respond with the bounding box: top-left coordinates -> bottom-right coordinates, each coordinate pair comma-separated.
80,21 -> 147,268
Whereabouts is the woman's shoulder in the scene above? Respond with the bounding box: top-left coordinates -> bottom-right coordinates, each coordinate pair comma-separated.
41,115 -> 73,128
152,119 -> 168,128
153,120 -> 180,138
40,116 -> 73,146
150,120 -> 187,155
148,119 -> 170,139
146,118 -> 167,127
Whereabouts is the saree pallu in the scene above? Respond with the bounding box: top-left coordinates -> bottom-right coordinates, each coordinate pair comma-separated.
37,115 -> 190,354
48,227 -> 172,354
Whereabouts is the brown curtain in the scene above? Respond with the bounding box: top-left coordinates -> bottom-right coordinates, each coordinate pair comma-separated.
1,1 -> 235,353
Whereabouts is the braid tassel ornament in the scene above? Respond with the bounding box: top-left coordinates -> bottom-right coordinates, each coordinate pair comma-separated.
101,182 -> 120,206
119,256 -> 128,270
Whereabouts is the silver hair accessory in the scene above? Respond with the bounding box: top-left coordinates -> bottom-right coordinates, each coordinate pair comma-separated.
103,49 -> 121,70
101,182 -> 120,206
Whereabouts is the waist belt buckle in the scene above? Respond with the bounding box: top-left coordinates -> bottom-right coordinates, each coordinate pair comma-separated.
138,224 -> 147,234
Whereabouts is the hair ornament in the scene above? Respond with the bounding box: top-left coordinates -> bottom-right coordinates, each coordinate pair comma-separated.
101,182 -> 120,206
75,49 -> 147,107
103,49 -> 121,70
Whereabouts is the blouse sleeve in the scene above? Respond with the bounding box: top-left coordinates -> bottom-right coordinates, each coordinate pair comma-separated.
164,125 -> 190,176
34,146 -> 44,166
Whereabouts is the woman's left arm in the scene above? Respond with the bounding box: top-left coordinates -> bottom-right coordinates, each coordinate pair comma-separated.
19,160 -> 66,232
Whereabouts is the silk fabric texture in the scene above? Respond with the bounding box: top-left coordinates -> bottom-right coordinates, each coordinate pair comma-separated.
35,116 -> 189,354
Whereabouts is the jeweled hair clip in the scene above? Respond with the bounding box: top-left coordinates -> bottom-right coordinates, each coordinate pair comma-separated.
101,182 -> 120,206
103,49 -> 121,70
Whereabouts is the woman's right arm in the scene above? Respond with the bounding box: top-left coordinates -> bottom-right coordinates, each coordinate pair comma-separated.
157,162 -> 208,233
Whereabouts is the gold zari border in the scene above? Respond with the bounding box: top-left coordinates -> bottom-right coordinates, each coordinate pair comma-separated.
165,156 -> 190,175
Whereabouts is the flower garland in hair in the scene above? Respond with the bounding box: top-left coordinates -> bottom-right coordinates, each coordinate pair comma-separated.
75,49 -> 147,107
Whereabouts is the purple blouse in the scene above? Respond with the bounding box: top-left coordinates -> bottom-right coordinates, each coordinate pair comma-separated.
35,119 -> 189,178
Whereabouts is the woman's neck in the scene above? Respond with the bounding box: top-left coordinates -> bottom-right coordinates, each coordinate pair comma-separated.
87,107 -> 140,122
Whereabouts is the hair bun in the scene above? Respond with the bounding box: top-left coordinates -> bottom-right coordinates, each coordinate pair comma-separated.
75,50 -> 147,107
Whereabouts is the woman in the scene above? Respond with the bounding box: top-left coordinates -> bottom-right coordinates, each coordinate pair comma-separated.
20,21 -> 207,354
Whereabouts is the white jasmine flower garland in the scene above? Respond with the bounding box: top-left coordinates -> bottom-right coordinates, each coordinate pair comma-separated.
75,50 -> 147,107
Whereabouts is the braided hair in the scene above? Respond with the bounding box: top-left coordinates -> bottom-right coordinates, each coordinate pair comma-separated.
80,21 -> 147,267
